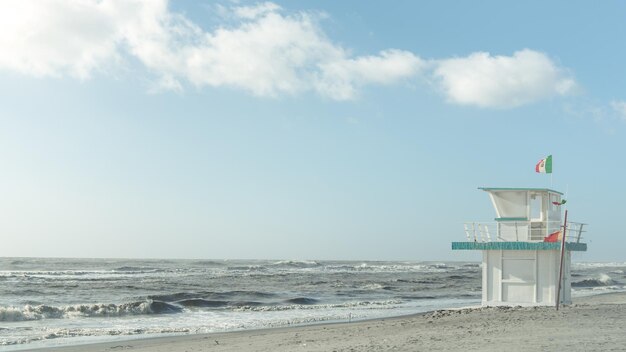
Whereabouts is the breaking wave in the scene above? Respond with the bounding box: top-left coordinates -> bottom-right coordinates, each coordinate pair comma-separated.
271,260 -> 320,268
176,299 -> 263,308
285,297 -> 319,305
572,274 -> 618,287
0,300 -> 182,322
148,290 -> 276,302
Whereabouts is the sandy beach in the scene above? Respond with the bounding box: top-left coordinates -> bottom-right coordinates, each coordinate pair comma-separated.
35,292 -> 626,352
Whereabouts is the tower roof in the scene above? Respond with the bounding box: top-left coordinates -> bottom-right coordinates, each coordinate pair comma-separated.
478,187 -> 563,195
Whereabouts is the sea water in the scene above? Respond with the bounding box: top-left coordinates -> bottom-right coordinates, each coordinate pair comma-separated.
0,258 -> 624,350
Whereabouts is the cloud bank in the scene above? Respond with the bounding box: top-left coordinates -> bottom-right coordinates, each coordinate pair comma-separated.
0,0 -> 576,107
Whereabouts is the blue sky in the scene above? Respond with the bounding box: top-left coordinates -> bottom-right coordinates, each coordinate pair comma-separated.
1,1 -> 625,261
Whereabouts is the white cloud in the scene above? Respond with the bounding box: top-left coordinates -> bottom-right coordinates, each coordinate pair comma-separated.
0,1 -> 423,100
434,49 -> 577,108
611,100 -> 626,121
0,2 -> 575,106
316,49 -> 424,100
180,10 -> 346,97
130,5 -> 424,100
0,0 -> 120,78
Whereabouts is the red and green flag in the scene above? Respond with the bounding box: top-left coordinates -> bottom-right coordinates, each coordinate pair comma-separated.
535,155 -> 552,173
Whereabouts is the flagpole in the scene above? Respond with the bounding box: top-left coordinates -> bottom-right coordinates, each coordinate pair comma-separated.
556,209 -> 568,310
550,173 -> 553,188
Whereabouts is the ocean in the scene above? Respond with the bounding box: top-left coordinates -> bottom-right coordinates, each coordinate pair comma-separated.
1,257 -> 624,350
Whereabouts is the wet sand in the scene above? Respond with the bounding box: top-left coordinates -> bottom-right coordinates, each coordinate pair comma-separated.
38,292 -> 626,352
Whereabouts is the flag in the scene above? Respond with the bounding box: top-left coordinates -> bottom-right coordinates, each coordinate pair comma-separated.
535,155 -> 552,174
544,230 -> 562,242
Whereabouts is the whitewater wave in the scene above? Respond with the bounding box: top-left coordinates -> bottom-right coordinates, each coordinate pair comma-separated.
361,283 -> 386,291
572,274 -> 619,287
226,265 -> 268,272
151,261 -> 474,275
0,300 -> 182,322
320,262 -> 459,273
572,262 -> 626,269
111,266 -> 168,274
271,260 -> 320,268
233,299 -> 403,312
148,290 -> 276,302
176,299 -> 263,308
0,269 -> 170,281
0,326 -> 194,346
0,270 -> 104,277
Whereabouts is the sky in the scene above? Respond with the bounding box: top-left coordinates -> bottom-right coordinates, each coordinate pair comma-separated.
1,0 -> 625,262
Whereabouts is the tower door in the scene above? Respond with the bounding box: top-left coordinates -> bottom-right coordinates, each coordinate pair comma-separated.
530,193 -> 545,241
501,252 -> 536,304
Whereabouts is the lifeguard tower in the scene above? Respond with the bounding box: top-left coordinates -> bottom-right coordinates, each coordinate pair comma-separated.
452,187 -> 587,306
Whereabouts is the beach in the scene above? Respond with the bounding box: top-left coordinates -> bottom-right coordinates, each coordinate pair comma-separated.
35,292 -> 626,352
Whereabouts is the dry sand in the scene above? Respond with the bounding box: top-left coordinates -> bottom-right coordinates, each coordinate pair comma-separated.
37,292 -> 626,352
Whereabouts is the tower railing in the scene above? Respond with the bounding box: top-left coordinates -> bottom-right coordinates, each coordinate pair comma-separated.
463,221 -> 586,243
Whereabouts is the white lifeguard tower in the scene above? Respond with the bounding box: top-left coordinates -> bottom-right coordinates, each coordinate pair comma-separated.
452,187 -> 587,307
